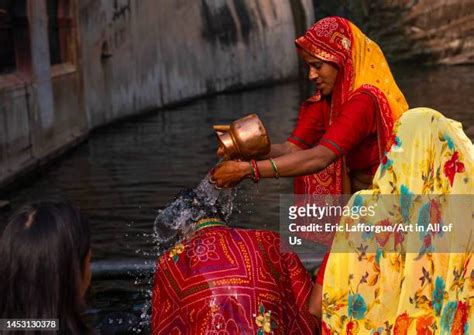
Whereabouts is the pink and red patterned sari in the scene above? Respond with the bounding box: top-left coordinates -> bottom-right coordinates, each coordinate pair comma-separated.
152,221 -> 318,334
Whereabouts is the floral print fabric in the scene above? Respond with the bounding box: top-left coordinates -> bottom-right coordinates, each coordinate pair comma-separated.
323,108 -> 473,334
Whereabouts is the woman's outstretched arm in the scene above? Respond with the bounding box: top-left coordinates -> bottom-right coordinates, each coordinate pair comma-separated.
212,144 -> 337,188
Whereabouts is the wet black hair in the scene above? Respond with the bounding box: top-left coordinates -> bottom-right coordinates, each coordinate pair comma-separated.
175,188 -> 225,220
0,202 -> 91,334
154,188 -> 228,251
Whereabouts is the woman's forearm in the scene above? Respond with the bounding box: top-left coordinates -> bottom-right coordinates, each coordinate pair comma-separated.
255,145 -> 337,178
212,145 -> 337,188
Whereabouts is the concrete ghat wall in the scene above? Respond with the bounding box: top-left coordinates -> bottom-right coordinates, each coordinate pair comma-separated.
0,0 -> 87,187
78,0 -> 315,128
0,0 -> 314,187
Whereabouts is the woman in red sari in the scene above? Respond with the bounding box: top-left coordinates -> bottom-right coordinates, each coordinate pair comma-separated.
152,190 -> 318,334
212,16 -> 409,318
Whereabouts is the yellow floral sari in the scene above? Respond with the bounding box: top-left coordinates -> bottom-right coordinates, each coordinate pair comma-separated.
323,108 -> 473,334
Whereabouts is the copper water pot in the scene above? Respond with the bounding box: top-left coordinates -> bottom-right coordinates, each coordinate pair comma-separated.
213,114 -> 271,160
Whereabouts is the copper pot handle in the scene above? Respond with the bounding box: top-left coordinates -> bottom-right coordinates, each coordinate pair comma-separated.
213,125 -> 230,132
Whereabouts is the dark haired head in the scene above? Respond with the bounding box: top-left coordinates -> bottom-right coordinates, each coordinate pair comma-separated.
0,202 -> 91,334
154,188 -> 228,251
175,188 -> 225,220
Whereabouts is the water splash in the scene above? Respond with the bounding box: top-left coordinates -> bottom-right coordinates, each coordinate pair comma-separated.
124,172 -> 237,332
152,173 -> 236,252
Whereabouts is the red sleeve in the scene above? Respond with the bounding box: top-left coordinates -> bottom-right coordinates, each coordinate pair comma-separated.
319,93 -> 376,157
287,100 -> 327,149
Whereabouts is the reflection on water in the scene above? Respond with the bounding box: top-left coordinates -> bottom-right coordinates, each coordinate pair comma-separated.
0,65 -> 472,331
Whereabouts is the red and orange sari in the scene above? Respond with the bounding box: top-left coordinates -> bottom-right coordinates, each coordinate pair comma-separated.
289,17 -> 408,196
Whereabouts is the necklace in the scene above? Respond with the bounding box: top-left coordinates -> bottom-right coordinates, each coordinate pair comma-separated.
195,218 -> 225,231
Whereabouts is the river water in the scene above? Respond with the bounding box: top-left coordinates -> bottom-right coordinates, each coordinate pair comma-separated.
0,65 -> 473,331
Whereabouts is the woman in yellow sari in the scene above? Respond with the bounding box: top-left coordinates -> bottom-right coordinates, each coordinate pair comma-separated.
323,108 -> 473,334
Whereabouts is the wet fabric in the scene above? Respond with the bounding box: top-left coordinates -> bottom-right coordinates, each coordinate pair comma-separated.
289,16 -> 408,196
152,222 -> 318,334
322,108 -> 474,334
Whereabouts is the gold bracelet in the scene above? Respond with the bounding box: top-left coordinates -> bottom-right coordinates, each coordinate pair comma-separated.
269,158 -> 280,179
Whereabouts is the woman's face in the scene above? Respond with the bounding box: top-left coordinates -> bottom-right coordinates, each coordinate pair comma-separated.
300,49 -> 338,96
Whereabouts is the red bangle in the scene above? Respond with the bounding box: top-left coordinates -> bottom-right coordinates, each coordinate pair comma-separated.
250,159 -> 260,183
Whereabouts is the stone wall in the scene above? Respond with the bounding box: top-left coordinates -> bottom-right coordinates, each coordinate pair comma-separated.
78,0 -> 315,128
0,0 -> 314,187
0,0 -> 86,188
314,0 -> 474,64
